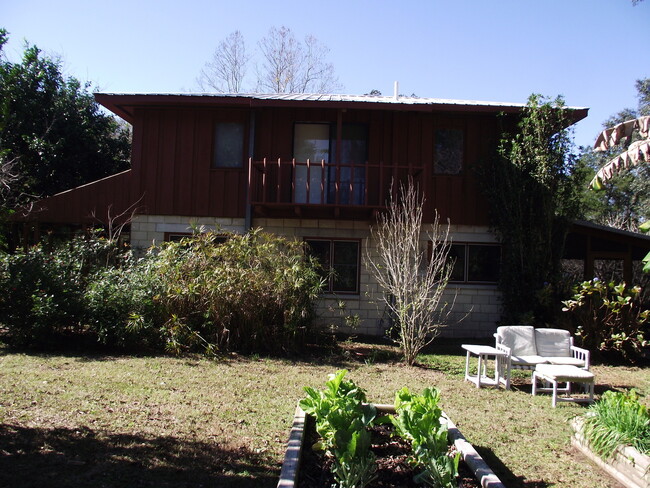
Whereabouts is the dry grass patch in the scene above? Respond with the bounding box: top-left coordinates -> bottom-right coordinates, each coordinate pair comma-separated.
0,343 -> 647,488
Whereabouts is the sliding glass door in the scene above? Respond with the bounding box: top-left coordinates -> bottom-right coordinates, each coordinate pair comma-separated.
293,122 -> 367,205
293,123 -> 330,204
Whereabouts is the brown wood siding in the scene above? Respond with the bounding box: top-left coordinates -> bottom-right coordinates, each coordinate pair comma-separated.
27,171 -> 134,224
22,103 -> 501,227
133,108 -> 247,218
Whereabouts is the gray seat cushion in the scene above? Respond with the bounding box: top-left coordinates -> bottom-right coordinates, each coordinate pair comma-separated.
497,325 -> 537,356
546,356 -> 586,367
535,328 -> 571,357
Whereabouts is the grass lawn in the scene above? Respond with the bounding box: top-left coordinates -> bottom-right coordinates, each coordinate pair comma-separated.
0,340 -> 647,488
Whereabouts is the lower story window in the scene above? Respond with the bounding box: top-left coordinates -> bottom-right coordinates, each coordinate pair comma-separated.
447,243 -> 500,283
305,239 -> 360,293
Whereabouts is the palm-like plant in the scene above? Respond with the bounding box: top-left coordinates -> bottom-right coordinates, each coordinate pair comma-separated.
590,115 -> 650,272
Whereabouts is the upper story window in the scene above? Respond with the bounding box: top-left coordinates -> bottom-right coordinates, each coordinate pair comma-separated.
434,129 -> 464,174
213,122 -> 245,168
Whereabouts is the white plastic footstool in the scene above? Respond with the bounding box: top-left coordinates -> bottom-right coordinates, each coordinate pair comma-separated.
532,364 -> 595,407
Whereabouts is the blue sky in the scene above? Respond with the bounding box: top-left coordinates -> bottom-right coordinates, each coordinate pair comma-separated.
2,0 -> 649,148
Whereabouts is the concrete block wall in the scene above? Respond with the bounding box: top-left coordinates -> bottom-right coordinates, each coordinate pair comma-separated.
129,215 -> 502,339
254,218 -> 502,339
130,215 -> 246,250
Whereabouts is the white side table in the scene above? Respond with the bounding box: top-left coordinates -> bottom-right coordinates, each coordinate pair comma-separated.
462,344 -> 508,388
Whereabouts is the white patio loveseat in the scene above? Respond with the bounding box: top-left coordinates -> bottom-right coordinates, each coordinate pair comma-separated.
494,325 -> 590,390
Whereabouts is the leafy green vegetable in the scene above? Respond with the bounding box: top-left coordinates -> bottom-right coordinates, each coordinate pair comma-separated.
300,370 -> 377,488
390,387 -> 459,488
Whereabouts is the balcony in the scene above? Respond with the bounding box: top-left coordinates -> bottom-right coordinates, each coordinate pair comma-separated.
247,159 -> 424,220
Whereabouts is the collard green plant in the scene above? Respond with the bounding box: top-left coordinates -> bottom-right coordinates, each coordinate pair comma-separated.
562,278 -> 649,362
300,370 -> 377,488
389,387 -> 459,488
581,390 -> 650,459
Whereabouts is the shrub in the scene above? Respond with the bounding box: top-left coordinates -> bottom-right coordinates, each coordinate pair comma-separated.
84,251 -> 165,350
151,229 -> 324,355
0,236 -> 125,346
562,278 -> 649,363
581,390 -> 650,459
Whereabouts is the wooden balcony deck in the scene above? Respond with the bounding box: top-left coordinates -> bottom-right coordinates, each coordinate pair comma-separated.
247,158 -> 424,220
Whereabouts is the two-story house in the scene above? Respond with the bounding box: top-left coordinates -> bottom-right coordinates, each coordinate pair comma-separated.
16,92 -> 649,338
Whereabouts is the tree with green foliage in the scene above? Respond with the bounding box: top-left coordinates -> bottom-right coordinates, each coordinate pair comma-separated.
0,29 -> 131,211
482,94 -> 583,325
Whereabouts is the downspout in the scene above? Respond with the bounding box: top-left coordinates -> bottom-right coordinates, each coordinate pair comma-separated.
245,109 -> 256,231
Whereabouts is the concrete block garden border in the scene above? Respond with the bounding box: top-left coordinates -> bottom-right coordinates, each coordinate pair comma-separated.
277,404 -> 505,488
571,418 -> 649,488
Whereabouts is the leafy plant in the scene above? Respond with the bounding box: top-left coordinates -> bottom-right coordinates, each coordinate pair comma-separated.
481,94 -> 583,325
0,235 -> 126,346
562,278 -> 649,362
84,251 -> 164,350
389,387 -> 459,488
641,220 -> 650,274
581,390 -> 650,459
150,228 -> 324,355
300,370 -> 377,488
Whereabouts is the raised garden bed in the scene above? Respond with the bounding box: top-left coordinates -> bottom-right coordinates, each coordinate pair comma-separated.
278,405 -> 505,488
571,417 -> 650,488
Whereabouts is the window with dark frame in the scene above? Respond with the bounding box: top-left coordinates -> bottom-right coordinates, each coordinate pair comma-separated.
434,128 -> 464,174
305,238 -> 360,293
442,242 -> 500,283
293,122 -> 368,205
213,122 -> 245,168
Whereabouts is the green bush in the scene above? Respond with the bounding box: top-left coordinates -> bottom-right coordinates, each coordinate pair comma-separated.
149,229 -> 324,355
84,251 -> 165,350
0,236 -> 125,346
562,279 -> 649,363
0,229 -> 323,355
581,390 -> 650,459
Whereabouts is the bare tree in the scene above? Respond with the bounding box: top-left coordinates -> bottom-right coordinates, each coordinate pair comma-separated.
256,26 -> 300,93
294,34 -> 340,93
366,181 -> 456,366
197,26 -> 341,94
197,31 -> 250,92
0,154 -> 31,211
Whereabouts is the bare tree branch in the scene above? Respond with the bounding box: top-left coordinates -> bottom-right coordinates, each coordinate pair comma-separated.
256,26 -> 340,94
197,31 -> 250,93
366,180 -> 456,365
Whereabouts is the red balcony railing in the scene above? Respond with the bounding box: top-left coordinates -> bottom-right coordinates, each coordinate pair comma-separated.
248,158 -> 424,209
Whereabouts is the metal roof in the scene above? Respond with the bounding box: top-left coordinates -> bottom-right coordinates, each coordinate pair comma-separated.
95,92 -> 589,125
162,92 -> 536,108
